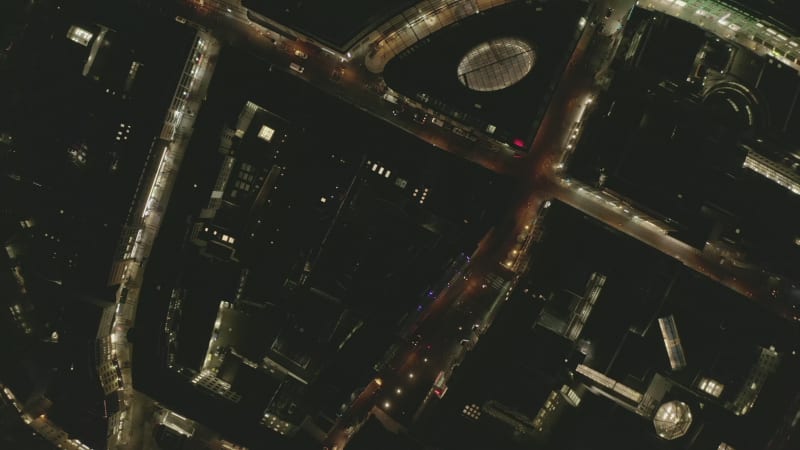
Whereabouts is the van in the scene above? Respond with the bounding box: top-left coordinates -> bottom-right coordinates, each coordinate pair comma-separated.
382,93 -> 399,104
289,63 -> 304,74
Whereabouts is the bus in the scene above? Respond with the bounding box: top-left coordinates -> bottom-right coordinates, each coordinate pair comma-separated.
433,370 -> 448,398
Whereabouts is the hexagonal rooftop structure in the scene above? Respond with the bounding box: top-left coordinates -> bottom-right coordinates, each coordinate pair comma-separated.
653,400 -> 693,440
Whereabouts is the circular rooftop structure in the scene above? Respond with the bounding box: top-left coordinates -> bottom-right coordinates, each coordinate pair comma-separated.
653,401 -> 693,440
457,38 -> 534,92
704,84 -> 761,130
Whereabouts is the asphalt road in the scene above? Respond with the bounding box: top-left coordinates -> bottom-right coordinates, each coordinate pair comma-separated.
322,0 -> 635,446
102,1 -> 800,449
181,0 -> 522,174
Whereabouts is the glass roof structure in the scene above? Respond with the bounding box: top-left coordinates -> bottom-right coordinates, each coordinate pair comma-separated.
66,25 -> 94,47
456,38 -> 535,92
653,401 -> 693,440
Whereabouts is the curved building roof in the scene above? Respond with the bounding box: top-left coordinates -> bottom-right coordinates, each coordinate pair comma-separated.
456,38 -> 534,92
653,400 -> 693,440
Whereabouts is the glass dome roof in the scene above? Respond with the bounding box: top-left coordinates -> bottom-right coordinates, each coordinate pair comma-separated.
457,38 -> 535,92
653,401 -> 693,440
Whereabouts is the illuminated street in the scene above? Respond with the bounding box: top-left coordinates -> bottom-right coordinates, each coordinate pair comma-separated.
110,0 -> 798,449
98,28 -> 221,450
2,0 -> 799,449
181,0 -> 522,174
640,0 -> 800,71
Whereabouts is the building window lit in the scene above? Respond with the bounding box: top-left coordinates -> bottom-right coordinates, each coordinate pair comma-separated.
258,125 -> 275,142
697,377 -> 724,397
67,26 -> 94,46
743,153 -> 800,196
461,404 -> 481,420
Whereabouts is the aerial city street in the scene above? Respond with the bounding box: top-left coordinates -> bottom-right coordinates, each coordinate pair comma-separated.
1,0 -> 800,449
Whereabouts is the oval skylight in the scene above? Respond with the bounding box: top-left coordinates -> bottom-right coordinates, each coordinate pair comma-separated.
457,38 -> 535,92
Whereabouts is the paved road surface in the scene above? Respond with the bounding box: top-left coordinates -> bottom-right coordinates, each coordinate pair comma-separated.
99,1 -> 800,449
